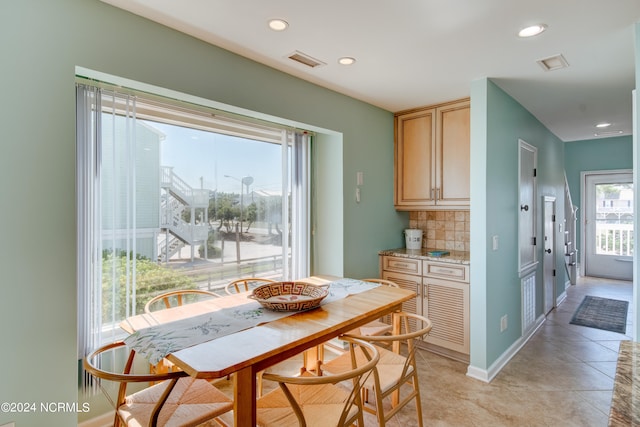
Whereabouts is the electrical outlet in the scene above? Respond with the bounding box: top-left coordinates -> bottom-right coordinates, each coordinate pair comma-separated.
500,314 -> 508,332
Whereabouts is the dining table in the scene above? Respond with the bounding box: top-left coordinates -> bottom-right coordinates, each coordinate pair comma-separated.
120,275 -> 415,427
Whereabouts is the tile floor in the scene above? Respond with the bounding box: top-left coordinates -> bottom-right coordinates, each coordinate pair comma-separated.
395,275 -> 633,427
215,275 -> 633,426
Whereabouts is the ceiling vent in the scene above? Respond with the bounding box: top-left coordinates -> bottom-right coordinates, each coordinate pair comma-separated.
536,54 -> 569,71
287,51 -> 326,68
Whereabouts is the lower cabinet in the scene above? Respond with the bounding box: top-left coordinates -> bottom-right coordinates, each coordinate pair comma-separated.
380,255 -> 470,360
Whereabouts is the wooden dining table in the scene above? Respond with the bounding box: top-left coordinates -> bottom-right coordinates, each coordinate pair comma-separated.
120,275 -> 415,427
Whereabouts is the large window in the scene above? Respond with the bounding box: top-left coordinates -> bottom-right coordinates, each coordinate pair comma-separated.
77,81 -> 310,358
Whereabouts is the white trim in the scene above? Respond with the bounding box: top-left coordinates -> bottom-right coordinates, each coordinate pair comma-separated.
580,168 -> 633,278
556,290 -> 567,306
466,314 -> 545,383
75,66 -> 338,137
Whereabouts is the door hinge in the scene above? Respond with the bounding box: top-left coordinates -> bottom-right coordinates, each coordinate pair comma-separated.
552,214 -> 556,222
532,237 -> 536,245
553,269 -> 556,276
533,168 -> 537,177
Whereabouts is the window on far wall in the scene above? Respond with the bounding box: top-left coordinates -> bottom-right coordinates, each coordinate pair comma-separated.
76,80 -> 311,363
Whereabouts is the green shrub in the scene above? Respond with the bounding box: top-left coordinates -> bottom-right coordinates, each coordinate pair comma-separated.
102,251 -> 195,321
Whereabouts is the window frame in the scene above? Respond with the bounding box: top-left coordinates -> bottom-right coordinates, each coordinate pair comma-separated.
76,76 -> 312,354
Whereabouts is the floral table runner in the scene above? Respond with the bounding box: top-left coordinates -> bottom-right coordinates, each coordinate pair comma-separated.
124,278 -> 378,364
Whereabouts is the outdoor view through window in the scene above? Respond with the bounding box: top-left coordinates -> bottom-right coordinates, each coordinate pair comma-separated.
595,183 -> 634,256
78,86 -> 309,336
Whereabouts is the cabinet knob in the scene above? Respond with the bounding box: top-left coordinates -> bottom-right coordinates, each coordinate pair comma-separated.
545,248 -> 552,254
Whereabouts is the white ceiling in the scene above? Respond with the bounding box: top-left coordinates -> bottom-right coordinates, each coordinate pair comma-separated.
102,0 -> 640,142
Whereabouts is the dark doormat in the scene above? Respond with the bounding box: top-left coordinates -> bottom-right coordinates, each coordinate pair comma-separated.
569,295 -> 629,334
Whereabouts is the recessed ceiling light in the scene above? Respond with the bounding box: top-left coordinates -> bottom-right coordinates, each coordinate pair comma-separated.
268,19 -> 288,31
518,24 -> 547,38
338,57 -> 356,65
595,122 -> 612,128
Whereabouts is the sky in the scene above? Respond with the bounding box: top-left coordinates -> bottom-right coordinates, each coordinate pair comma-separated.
146,120 -> 285,195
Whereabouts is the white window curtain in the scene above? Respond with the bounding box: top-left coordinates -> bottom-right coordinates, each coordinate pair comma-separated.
77,84 -> 140,393
76,84 -> 102,393
290,131 -> 310,279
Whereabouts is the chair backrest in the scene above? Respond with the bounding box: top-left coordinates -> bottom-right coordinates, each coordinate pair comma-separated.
84,341 -> 188,412
261,336 -> 379,426
224,277 -> 275,295
347,311 -> 432,375
144,289 -> 220,314
360,278 -> 399,287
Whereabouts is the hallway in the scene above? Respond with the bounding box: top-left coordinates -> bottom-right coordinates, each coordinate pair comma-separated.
407,275 -> 633,426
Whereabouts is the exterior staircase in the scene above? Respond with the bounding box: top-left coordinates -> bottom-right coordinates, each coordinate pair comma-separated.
158,166 -> 210,262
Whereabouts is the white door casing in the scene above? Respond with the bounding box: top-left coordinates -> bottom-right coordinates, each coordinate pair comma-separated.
582,170 -> 633,280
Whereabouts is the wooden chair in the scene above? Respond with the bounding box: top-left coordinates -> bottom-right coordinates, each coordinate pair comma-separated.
144,289 -> 222,378
224,277 -> 275,295
83,341 -> 233,427
320,312 -> 433,427
144,289 -> 221,314
354,278 -> 399,336
256,336 -> 380,427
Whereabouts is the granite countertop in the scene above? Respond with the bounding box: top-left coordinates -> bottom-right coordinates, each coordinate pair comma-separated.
379,248 -> 470,265
609,340 -> 640,426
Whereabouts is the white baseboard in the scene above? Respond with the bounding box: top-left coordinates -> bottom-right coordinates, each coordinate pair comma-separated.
556,290 -> 567,306
466,314 -> 545,383
78,412 -> 112,427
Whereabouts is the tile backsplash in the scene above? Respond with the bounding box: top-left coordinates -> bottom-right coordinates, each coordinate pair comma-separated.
409,210 -> 470,251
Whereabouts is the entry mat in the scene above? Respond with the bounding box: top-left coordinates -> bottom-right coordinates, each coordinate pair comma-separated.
569,295 -> 629,334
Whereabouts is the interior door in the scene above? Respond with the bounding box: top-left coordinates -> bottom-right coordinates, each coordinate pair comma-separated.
584,171 -> 633,280
543,197 -> 556,314
519,140 -> 537,273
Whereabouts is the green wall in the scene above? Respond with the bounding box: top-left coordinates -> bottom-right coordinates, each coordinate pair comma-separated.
470,79 -> 565,374
0,1 -> 405,425
633,22 -> 640,342
564,135 -> 633,252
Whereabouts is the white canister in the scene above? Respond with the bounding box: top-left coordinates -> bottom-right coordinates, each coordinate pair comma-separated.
404,229 -> 423,250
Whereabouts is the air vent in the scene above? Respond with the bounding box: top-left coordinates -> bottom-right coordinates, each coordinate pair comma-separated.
287,51 -> 326,68
594,130 -> 624,137
536,54 -> 569,71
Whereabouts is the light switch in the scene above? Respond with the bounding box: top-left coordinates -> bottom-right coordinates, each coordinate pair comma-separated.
492,235 -> 499,251
356,171 -> 364,186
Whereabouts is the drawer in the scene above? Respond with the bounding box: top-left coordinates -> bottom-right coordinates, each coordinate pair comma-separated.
423,261 -> 469,283
382,256 -> 422,275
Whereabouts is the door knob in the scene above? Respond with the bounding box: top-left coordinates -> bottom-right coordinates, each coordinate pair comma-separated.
520,204 -> 529,211
545,248 -> 552,254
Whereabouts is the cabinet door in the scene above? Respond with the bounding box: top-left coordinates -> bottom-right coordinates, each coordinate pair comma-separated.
381,270 -> 422,330
422,277 -> 469,354
436,100 -> 470,206
394,108 -> 436,209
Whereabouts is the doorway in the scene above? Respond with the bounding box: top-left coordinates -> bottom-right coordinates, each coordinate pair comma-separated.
583,170 -> 633,280
543,197 -> 556,314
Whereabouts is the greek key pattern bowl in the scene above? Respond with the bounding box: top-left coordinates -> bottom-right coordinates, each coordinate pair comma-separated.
248,281 -> 330,311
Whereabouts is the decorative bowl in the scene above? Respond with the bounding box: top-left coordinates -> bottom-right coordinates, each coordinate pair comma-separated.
248,281 -> 330,312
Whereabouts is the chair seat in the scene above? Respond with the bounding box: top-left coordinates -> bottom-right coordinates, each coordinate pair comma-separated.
322,345 -> 412,395
118,377 -> 233,427
256,372 -> 358,427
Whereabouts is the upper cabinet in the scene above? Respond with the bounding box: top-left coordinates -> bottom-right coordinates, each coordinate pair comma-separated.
394,98 -> 470,210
